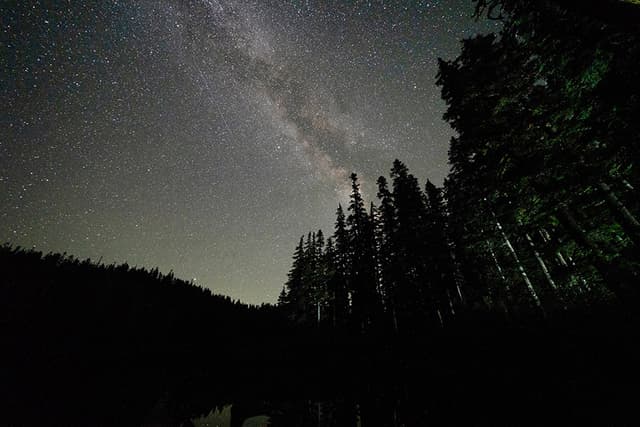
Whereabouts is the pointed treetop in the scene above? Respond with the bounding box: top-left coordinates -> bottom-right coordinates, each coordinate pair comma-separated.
316,229 -> 325,252
325,236 -> 334,250
277,286 -> 288,306
377,175 -> 389,190
425,180 -> 445,209
377,176 -> 393,202
425,179 -> 436,193
347,172 -> 368,232
391,159 -> 409,178
294,236 -> 304,256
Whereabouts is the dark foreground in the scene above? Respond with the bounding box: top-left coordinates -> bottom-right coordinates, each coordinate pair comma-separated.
1,246 -> 638,426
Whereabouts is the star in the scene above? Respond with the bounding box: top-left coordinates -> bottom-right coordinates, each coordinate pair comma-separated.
0,0 -> 500,304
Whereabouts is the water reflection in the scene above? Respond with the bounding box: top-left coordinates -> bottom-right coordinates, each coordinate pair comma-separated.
191,405 -> 232,426
175,388 -> 426,427
191,405 -> 269,427
4,332 -> 636,426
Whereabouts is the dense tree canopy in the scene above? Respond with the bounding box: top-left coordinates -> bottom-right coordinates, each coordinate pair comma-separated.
279,0 -> 640,329
279,160 -> 464,333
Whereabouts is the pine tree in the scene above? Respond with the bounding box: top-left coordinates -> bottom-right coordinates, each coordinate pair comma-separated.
313,229 -> 326,325
390,160 -> 435,329
331,204 -> 350,327
282,236 -> 307,323
346,173 -> 379,332
438,2 -> 640,309
376,175 -> 399,331
424,180 -> 461,322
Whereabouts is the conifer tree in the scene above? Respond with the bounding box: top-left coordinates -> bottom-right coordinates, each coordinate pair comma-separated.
283,236 -> 308,323
376,176 -> 400,331
312,229 -> 326,324
346,173 -> 379,332
424,180 -> 460,321
331,204 -> 350,326
438,1 -> 640,308
390,160 -> 435,329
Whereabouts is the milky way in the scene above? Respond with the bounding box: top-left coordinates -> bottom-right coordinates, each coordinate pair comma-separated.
1,0 -> 499,303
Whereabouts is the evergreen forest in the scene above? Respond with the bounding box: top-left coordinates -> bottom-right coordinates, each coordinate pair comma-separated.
280,0 -> 640,332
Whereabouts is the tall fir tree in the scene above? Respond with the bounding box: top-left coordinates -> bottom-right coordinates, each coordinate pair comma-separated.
376,175 -> 400,331
331,204 -> 351,327
390,160 -> 436,329
425,180 -> 463,321
283,236 -> 308,323
346,173 -> 380,332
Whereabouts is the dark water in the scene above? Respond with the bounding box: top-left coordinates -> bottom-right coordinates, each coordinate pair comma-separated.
4,341 -> 636,427
3,320 -> 638,426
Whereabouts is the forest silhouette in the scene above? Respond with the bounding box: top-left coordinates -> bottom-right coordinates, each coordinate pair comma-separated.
2,0 -> 640,425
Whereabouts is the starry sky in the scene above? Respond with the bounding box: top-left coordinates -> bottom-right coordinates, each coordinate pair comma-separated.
1,0 -> 499,304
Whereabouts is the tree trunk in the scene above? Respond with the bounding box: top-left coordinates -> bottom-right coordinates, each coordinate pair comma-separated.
556,204 -> 636,302
525,232 -> 558,291
565,253 -> 592,296
484,239 -> 511,319
446,288 -> 456,316
621,178 -> 634,191
486,240 -> 508,282
598,181 -> 640,248
492,215 -> 545,314
557,205 -> 603,257
485,238 -> 511,314
556,251 -> 568,267
392,306 -> 399,334
447,243 -> 466,306
435,308 -> 444,327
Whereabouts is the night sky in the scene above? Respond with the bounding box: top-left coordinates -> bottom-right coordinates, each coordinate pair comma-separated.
1,0 -> 499,304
